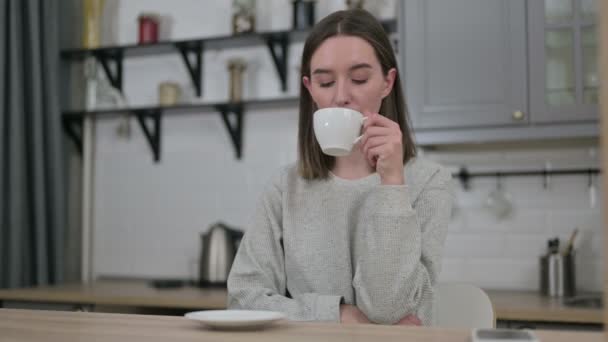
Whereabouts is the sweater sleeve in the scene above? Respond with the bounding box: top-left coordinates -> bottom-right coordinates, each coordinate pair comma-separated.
352,166 -> 453,325
227,170 -> 343,322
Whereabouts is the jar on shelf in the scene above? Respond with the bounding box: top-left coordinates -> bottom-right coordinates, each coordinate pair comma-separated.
346,0 -> 364,10
292,0 -> 316,30
232,0 -> 256,34
82,0 -> 105,48
158,82 -> 181,106
138,13 -> 160,44
227,59 -> 248,103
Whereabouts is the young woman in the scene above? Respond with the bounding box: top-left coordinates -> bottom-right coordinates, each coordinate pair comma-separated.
227,9 -> 453,326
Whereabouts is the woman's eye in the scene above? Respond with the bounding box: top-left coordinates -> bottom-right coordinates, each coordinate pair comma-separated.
319,81 -> 335,88
352,79 -> 368,85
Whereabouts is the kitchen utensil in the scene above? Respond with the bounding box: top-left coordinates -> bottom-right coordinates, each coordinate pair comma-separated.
565,227 -> 579,255
184,310 -> 285,329
199,222 -> 244,286
484,175 -> 512,219
588,170 -> 596,209
548,237 -> 560,254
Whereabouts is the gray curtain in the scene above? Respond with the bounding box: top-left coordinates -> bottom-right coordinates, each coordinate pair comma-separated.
0,0 -> 66,288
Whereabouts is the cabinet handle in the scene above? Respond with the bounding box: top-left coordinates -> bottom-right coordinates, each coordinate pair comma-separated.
512,110 -> 525,121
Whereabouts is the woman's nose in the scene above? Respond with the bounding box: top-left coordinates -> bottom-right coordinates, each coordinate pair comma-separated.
333,80 -> 351,107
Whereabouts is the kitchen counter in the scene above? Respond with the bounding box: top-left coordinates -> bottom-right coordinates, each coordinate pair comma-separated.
0,280 -> 602,325
485,289 -> 603,325
0,279 -> 226,310
0,309 -> 603,342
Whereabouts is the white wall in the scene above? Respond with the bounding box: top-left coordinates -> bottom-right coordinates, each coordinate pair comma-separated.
90,0 -> 602,292
92,0 -> 397,280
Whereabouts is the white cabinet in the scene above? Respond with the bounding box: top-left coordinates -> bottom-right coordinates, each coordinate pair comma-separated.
402,0 -> 528,129
529,0 -> 599,123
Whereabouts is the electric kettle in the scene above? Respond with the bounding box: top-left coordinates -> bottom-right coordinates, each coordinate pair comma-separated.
199,222 -> 244,287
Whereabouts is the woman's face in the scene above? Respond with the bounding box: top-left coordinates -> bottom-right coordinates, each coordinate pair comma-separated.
303,35 -> 396,116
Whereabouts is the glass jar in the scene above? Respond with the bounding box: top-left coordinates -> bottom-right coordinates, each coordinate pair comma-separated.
227,59 -> 247,102
346,0 -> 364,10
232,0 -> 256,34
82,0 -> 105,48
292,0 -> 316,30
138,13 -> 160,44
158,82 -> 181,106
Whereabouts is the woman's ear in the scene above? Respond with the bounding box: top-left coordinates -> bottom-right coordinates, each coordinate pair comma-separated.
381,68 -> 397,99
303,76 -> 312,94
303,76 -> 319,109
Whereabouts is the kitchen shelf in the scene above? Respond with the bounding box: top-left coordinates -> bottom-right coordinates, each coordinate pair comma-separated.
62,97 -> 299,162
61,19 -> 396,161
61,20 -> 397,96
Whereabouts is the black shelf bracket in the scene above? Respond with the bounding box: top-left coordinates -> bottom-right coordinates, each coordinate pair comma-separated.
176,42 -> 204,97
133,109 -> 162,162
215,103 -> 244,159
62,116 -> 84,155
263,33 -> 289,92
94,51 -> 124,92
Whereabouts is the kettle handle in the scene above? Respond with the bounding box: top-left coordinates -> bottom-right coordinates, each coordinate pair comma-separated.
230,229 -> 244,239
228,228 -> 244,251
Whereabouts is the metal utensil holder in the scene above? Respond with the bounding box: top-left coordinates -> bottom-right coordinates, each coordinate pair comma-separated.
540,252 -> 576,297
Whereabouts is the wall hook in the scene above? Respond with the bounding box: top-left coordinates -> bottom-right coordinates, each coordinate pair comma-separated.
495,172 -> 503,191
457,167 -> 470,191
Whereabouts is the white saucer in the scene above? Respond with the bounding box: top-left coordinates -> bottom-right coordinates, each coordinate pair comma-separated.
184,310 -> 286,329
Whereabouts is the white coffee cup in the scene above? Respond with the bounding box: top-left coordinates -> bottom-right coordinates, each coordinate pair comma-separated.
313,107 -> 367,156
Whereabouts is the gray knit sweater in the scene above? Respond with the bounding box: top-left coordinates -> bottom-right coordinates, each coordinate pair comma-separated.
227,157 -> 453,325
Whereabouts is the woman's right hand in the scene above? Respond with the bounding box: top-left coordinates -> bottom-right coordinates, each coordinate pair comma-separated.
340,304 -> 371,324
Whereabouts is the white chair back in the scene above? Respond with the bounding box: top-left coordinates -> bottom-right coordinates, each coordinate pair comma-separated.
435,283 -> 495,328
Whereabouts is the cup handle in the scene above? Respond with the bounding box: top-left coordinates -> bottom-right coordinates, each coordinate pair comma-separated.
353,117 -> 368,144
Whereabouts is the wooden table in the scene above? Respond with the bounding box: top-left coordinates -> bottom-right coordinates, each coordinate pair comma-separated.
0,309 -> 603,342
0,281 -> 602,326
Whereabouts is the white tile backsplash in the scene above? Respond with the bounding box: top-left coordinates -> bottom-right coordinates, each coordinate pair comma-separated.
90,1 -> 603,292
463,259 -> 539,290
444,234 -> 506,258
427,145 -> 603,291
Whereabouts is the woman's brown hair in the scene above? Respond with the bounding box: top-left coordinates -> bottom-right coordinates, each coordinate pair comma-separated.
297,9 -> 416,180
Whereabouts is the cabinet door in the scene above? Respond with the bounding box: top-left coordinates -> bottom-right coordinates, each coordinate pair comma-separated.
401,0 -> 528,129
529,0 -> 598,123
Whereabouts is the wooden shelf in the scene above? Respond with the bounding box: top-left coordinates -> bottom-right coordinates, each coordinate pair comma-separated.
63,97 -> 299,118
62,97 -> 299,162
60,20 -> 397,60
60,20 -> 396,96
60,19 -> 396,160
